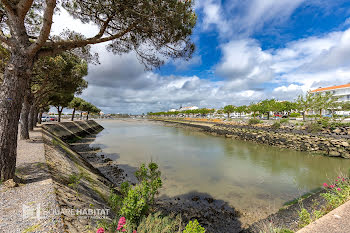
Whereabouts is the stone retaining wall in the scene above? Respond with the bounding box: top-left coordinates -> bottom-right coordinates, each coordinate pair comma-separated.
42,120 -> 104,141
161,120 -> 350,159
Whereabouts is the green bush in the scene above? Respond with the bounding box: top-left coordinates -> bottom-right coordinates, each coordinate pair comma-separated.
290,112 -> 301,117
317,118 -> 330,128
271,122 -> 281,129
119,183 -> 152,224
321,177 -> 350,211
298,208 -> 311,228
129,212 -> 183,233
109,162 -> 163,225
183,219 -> 205,233
280,118 -> 289,124
248,118 -> 261,125
306,122 -> 323,133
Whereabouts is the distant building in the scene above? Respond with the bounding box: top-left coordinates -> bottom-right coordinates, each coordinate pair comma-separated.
310,83 -> 350,115
179,106 -> 199,111
310,83 -> 350,102
168,109 -> 177,112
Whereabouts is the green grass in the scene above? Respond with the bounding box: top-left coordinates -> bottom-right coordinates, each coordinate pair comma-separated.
283,187 -> 322,207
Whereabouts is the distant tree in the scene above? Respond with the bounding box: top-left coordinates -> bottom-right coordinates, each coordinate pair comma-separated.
68,97 -> 84,121
249,103 -> 260,119
312,93 -> 338,118
223,105 -> 236,118
296,92 -> 315,121
217,109 -> 224,115
259,99 -> 277,120
341,102 -> 350,111
49,93 -> 74,122
80,101 -> 100,120
235,105 -> 247,118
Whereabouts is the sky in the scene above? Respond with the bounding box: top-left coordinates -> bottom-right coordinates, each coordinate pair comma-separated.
52,0 -> 350,114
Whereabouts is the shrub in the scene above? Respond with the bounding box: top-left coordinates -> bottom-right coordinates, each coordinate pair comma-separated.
298,208 -> 311,228
135,162 -> 162,205
271,122 -> 281,129
248,118 -> 261,125
183,220 -> 205,233
280,118 -> 289,124
129,212 -> 183,233
290,112 -> 301,117
317,118 -> 330,128
109,162 -> 163,225
321,177 -> 350,211
306,122 -> 323,133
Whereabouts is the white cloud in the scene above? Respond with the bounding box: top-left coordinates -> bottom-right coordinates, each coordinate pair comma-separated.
50,3 -> 350,114
196,0 -> 306,38
215,39 -> 273,90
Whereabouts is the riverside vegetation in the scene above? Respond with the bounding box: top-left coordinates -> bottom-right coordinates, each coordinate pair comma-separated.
97,162 -> 206,233
297,173 -> 350,229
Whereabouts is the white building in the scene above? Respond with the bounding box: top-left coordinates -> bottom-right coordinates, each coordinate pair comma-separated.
310,83 -> 350,115
179,106 -> 199,111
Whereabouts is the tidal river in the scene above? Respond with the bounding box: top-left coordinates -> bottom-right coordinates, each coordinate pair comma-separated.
92,119 -> 350,222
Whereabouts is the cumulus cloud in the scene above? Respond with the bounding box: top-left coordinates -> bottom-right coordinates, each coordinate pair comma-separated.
215,39 -> 273,89
50,3 -> 350,114
196,0 -> 305,37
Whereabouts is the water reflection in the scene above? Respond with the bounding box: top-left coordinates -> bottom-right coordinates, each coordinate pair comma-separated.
93,119 -> 350,221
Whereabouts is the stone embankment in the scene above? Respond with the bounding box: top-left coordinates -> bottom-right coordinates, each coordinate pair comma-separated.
41,120 -> 115,232
157,119 -> 350,159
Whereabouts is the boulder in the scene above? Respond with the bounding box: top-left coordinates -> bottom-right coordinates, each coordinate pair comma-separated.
341,141 -> 349,147
329,151 -> 341,157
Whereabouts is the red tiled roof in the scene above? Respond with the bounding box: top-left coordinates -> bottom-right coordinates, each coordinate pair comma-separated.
311,83 -> 350,93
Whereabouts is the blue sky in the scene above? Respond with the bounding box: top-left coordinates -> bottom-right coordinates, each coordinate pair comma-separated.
53,0 -> 350,114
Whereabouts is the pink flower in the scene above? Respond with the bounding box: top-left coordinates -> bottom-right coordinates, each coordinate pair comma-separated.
330,185 -> 335,188
337,176 -> 341,179
117,217 -> 126,232
323,183 -> 328,187
96,228 -> 105,233
337,188 -> 341,191
336,180 -> 338,182
133,231 -> 137,233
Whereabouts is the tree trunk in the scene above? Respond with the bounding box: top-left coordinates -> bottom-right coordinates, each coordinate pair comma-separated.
71,108 -> 75,121
20,93 -> 31,140
0,53 -> 32,181
58,108 -> 63,122
87,111 -> 89,120
267,112 -> 270,120
38,112 -> 43,124
33,107 -> 38,128
80,112 -> 83,120
303,112 -> 306,121
28,104 -> 35,131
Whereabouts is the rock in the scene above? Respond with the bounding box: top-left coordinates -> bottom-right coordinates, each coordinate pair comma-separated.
3,179 -> 18,188
333,128 -> 342,134
341,141 -> 349,147
329,151 -> 341,157
205,197 -> 214,204
225,134 -> 233,138
192,196 -> 200,201
103,158 -> 112,163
